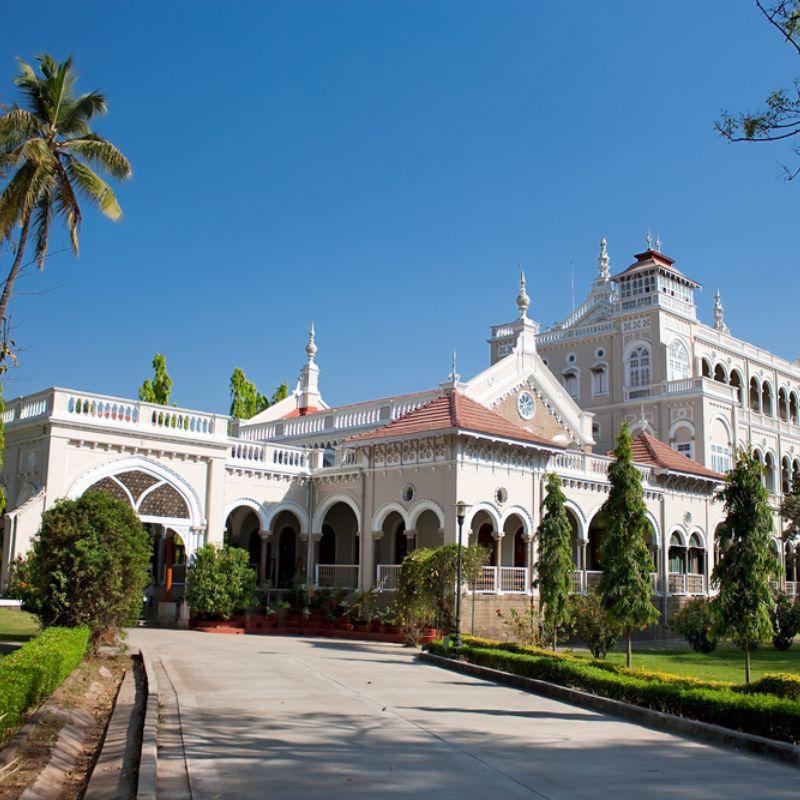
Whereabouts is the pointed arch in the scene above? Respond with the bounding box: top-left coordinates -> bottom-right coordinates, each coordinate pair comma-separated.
500,505 -> 533,538
223,498 -> 269,531
464,501 -> 502,533
265,500 -> 310,535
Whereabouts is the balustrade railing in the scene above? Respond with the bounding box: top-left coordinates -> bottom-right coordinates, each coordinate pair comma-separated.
786,581 -> 798,596
572,570 -> 662,596
227,438 -> 314,473
468,566 -> 530,594
316,564 -> 359,589
375,564 -> 401,591
5,388 -> 230,442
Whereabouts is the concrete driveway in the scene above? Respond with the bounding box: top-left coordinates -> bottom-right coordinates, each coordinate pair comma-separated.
127,629 -> 798,799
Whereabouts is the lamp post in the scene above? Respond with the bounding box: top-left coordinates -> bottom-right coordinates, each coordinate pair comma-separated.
454,500 -> 469,651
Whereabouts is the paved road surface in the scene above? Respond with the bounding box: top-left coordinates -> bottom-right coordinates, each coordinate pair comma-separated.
127,629 -> 798,799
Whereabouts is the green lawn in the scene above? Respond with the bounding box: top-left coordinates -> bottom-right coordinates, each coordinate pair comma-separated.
0,609 -> 40,643
602,644 -> 800,683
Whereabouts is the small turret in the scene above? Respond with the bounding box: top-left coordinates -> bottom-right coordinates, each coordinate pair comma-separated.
516,268 -> 530,319
713,289 -> 729,334
297,321 -> 322,414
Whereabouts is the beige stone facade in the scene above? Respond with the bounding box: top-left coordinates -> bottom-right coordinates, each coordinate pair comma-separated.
2,246 -> 796,627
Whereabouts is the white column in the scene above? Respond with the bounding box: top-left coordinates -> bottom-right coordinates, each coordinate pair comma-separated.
258,530 -> 271,586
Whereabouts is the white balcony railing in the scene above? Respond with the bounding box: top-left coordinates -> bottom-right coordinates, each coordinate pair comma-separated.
786,581 -> 798,596
316,564 -> 359,589
227,438 -> 319,474
469,566 -> 530,594
4,388 -> 230,444
375,564 -> 401,592
623,377 -> 738,404
572,570 -> 662,596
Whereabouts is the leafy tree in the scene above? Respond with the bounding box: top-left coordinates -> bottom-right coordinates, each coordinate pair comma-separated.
780,477 -> 800,539
596,423 -> 659,667
185,544 -> 257,620
713,451 -> 781,683
139,353 -> 172,405
229,367 -> 268,419
21,491 -> 151,643
271,381 -> 288,404
535,473 -> 573,649
716,1 -> 800,180
0,54 -> 131,334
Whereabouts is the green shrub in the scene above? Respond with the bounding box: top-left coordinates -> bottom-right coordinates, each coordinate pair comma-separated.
21,491 -> 151,643
668,597 -> 718,653
426,641 -> 800,744
739,672 -> 800,702
393,544 -> 488,642
0,627 -> 89,739
185,544 -> 257,620
567,591 -> 622,658
770,592 -> 800,651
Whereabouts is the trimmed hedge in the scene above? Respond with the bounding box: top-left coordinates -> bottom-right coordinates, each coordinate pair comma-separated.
428,641 -> 800,744
0,626 -> 89,739
739,673 -> 800,702
459,636 -> 734,691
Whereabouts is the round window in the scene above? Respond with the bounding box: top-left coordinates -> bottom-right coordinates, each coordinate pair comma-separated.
567,353 -> 576,364
596,348 -> 605,359
401,485 -> 415,503
517,391 -> 536,420
495,487 -> 508,505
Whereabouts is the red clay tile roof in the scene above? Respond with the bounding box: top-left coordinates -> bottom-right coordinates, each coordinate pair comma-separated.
611,249 -> 700,288
346,391 -> 564,449
630,431 -> 723,480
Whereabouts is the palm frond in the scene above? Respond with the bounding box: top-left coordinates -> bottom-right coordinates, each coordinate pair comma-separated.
60,135 -> 131,180
31,190 -> 52,269
57,92 -> 107,133
65,156 -> 122,220
51,157 -> 82,253
0,108 -> 41,150
0,161 -> 35,240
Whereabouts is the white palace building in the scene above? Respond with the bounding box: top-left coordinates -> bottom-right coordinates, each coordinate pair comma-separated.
2,239 -> 799,624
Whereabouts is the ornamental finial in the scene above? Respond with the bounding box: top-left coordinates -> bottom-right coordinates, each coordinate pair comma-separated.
713,289 -> 729,334
597,237 -> 610,280
516,266 -> 530,318
655,233 -> 662,253
645,228 -> 654,249
448,348 -> 460,383
306,320 -> 317,361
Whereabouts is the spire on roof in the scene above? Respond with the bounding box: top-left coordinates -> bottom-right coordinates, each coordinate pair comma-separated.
516,266 -> 530,319
597,237 -> 610,281
645,228 -> 654,249
713,289 -> 729,334
449,348 -> 460,383
306,321 -> 317,362
655,233 -> 662,253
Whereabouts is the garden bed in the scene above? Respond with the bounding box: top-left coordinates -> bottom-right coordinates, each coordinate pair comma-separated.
190,612 -> 439,644
425,637 -> 800,746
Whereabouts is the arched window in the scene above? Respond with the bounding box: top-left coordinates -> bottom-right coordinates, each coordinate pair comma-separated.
628,346 -> 651,388
713,363 -> 726,383
563,370 -> 579,399
590,365 -> 608,396
668,340 -> 691,381
764,452 -> 776,494
749,378 -> 761,413
668,532 -> 686,574
793,459 -> 800,489
688,533 -> 705,575
762,381 -> 773,416
779,388 -> 789,421
729,370 -> 743,404
701,359 -> 712,379
790,392 -> 799,426
782,457 -> 792,495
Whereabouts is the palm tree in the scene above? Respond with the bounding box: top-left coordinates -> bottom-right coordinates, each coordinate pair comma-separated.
0,54 -> 131,333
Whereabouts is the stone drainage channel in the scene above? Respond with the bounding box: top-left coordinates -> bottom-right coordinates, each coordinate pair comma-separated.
0,648 -> 192,800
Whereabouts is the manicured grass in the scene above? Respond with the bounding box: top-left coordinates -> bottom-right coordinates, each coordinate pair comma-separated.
0,609 -> 40,643
602,644 -> 800,683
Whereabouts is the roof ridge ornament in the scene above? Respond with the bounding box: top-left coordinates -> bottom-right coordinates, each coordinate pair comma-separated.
449,348 -> 460,383
306,321 -> 318,363
597,237 -> 610,281
516,266 -> 530,319
713,289 -> 729,334
645,228 -> 654,249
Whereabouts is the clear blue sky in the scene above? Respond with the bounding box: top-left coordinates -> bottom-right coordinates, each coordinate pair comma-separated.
2,1 -> 798,413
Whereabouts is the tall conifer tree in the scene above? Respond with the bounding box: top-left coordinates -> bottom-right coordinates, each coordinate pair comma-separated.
535,473 -> 574,649
713,451 -> 780,683
597,423 -> 659,666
